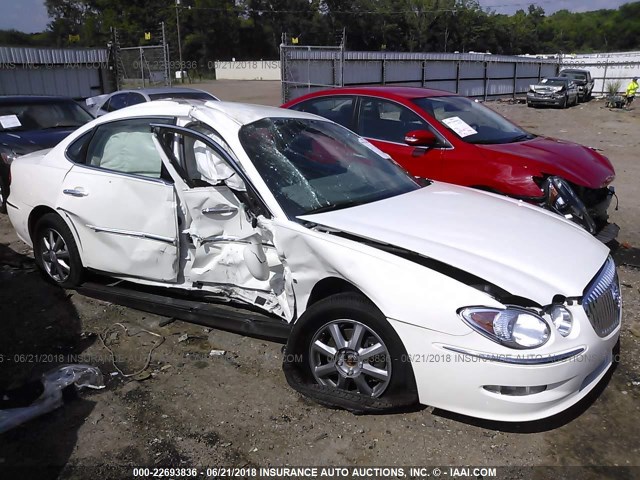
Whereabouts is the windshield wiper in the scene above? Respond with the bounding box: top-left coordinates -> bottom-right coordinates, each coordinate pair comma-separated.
470,133 -> 533,145
303,198 -> 375,215
509,133 -> 534,142
41,124 -> 83,130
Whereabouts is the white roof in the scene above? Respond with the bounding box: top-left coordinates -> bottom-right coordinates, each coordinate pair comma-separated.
97,99 -> 321,127
201,101 -> 318,125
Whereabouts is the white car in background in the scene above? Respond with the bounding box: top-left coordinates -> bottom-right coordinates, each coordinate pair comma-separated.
85,87 -> 218,117
6,100 -> 622,421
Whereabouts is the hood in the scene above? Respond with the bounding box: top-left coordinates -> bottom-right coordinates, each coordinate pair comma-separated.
0,129 -> 76,155
531,84 -> 563,94
299,183 -> 609,304
477,136 -> 615,189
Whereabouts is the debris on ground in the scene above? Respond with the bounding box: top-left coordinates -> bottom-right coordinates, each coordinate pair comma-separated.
0,365 -> 104,434
99,323 -> 165,377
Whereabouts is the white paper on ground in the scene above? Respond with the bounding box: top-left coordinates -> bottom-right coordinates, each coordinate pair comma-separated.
441,116 -> 477,138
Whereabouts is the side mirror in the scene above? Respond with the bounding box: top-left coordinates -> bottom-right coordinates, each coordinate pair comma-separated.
404,129 -> 437,147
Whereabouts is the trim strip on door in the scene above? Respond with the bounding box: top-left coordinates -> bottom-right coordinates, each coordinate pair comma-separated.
86,225 -> 176,245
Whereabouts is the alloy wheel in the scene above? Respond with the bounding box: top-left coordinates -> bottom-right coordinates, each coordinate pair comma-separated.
40,228 -> 71,283
309,319 -> 392,397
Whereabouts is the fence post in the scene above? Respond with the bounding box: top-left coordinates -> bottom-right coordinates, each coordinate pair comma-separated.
421,60 -> 426,87
512,62 -> 517,99
381,58 -> 386,85
139,47 -> 144,88
279,37 -> 286,103
307,46 -> 311,93
455,60 -> 460,94
161,21 -> 170,86
340,29 -> 345,87
483,61 -> 488,101
537,62 -> 542,82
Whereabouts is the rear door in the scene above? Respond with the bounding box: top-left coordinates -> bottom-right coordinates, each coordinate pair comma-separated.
58,117 -> 180,282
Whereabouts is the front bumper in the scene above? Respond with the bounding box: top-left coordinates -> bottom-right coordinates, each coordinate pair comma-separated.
539,178 -> 618,242
576,85 -> 591,98
585,186 -> 615,225
582,185 -> 618,243
389,306 -> 620,422
527,93 -> 565,106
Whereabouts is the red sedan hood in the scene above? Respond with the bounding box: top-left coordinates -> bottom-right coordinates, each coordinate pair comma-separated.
477,136 -> 615,189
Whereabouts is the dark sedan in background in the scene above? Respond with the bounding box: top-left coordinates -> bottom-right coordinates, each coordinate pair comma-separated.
0,96 -> 93,213
527,77 -> 579,108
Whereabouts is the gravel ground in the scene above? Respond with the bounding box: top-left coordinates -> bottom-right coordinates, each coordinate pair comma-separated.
0,83 -> 639,480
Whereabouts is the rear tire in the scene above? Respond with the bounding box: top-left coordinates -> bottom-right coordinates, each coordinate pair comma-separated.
283,293 -> 418,413
561,96 -> 568,108
33,213 -> 83,288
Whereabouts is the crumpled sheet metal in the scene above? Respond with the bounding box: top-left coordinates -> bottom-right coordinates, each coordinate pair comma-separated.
0,364 -> 104,434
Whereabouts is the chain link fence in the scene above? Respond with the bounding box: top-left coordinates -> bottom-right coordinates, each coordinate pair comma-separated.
113,24 -> 171,89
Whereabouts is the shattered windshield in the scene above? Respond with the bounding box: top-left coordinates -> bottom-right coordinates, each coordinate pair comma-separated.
239,118 -> 420,218
413,96 -> 533,145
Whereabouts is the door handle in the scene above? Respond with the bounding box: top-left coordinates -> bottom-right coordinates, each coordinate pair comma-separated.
63,188 -> 89,197
202,206 -> 237,215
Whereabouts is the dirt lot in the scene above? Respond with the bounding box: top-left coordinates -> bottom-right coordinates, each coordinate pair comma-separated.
1,81 -> 639,479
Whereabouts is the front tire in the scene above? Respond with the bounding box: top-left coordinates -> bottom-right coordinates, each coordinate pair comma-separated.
33,213 -> 83,288
283,293 -> 418,413
561,96 -> 568,108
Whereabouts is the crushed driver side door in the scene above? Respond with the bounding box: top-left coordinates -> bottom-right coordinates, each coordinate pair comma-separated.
151,123 -> 294,320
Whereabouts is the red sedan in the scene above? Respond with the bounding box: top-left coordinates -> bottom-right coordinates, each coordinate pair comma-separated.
282,87 -> 618,241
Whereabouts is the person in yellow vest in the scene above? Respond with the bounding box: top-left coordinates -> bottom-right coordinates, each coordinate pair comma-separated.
626,77 -> 638,107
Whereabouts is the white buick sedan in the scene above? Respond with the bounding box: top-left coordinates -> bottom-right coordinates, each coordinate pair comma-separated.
6,100 -> 621,421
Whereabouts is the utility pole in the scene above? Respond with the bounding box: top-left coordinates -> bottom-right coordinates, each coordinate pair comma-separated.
176,0 -> 184,83
161,21 -> 171,86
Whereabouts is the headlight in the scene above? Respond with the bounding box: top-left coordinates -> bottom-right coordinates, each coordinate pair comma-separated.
544,176 -> 596,234
545,305 -> 573,337
460,307 -> 550,349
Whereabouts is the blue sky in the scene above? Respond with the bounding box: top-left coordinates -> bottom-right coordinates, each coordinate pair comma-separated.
0,0 -> 635,34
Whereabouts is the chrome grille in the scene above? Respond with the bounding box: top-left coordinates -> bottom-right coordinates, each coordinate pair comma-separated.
582,257 -> 622,337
